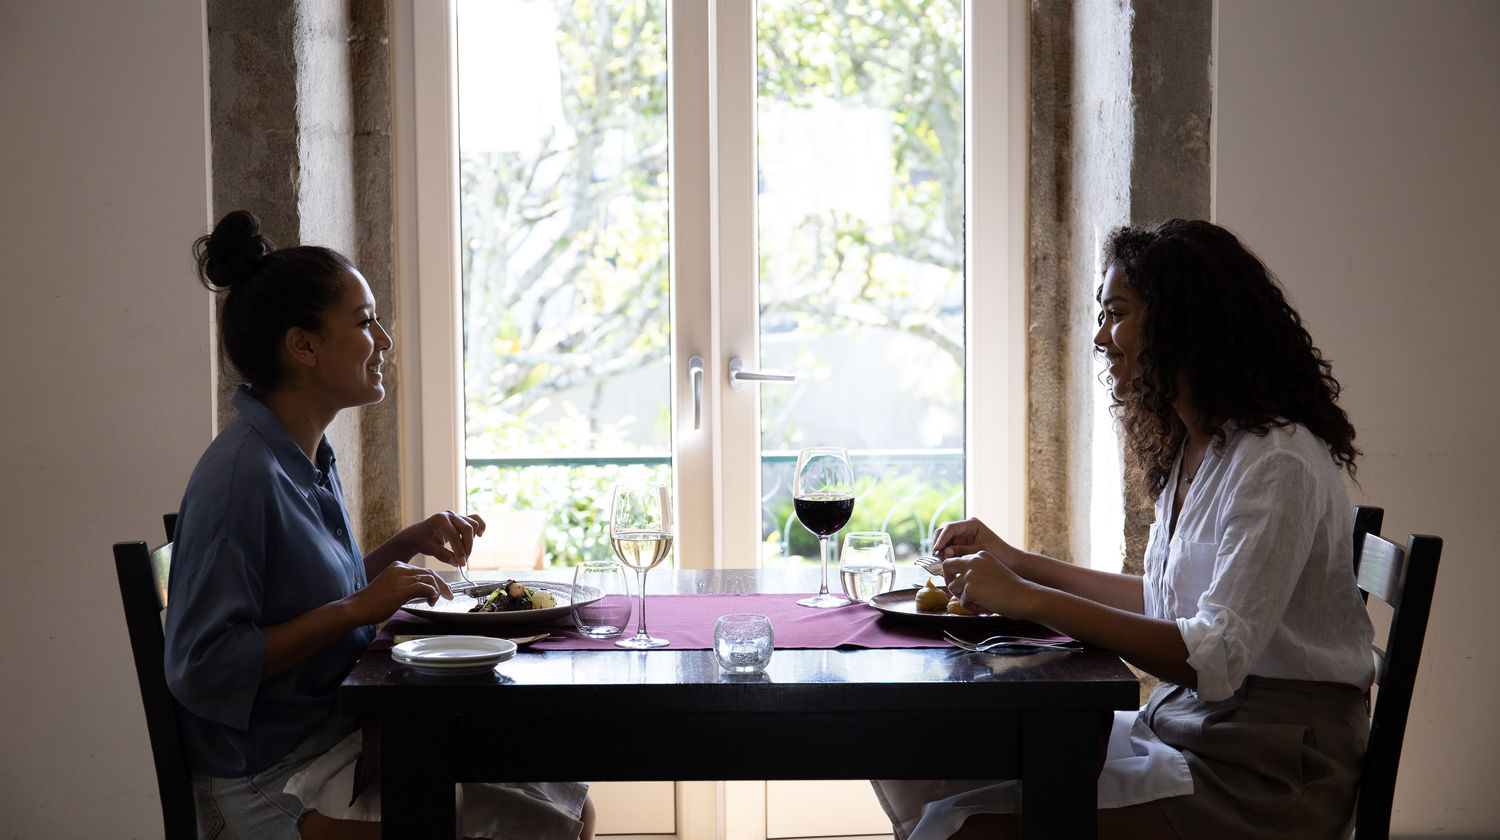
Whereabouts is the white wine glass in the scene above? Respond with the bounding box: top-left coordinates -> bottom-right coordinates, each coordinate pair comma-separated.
609,481 -> 673,648
793,447 -> 855,608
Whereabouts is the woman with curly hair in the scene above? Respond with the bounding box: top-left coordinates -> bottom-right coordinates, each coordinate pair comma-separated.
873,219 -> 1374,839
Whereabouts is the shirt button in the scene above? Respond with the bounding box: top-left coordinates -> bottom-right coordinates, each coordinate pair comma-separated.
1215,616 -> 1224,624
336,528 -> 345,537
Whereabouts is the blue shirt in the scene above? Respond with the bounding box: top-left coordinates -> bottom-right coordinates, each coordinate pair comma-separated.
164,387 -> 374,777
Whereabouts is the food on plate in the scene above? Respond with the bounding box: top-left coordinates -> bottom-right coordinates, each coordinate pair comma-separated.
914,578 -> 949,612
946,598 -> 975,616
468,580 -> 556,613
912,577 -> 996,617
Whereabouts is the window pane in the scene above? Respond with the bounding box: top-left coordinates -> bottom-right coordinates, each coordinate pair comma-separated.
755,0 -> 966,565
457,0 -> 670,567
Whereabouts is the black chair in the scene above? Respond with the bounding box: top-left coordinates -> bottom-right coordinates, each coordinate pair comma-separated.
1348,506 -> 1442,840
1351,505 -> 1384,581
114,539 -> 196,839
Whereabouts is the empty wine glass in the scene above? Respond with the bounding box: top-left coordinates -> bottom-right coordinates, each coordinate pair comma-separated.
793,446 -> 855,608
609,481 -> 673,648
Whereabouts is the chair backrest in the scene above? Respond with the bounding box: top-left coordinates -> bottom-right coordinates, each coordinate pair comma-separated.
1352,505 -> 1384,588
1347,507 -> 1442,840
114,540 -> 197,839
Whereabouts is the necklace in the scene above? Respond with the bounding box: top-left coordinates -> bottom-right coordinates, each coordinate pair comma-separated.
1181,446 -> 1207,485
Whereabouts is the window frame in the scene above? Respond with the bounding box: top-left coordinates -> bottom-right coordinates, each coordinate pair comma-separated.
390,0 -> 1028,563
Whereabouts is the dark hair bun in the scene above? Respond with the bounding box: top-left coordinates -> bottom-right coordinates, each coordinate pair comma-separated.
194,210 -> 275,291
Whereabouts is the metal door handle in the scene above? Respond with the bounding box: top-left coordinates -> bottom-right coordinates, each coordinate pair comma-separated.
689,355 -> 705,430
728,357 -> 797,391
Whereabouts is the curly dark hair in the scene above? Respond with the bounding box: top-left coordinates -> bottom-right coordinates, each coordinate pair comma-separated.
1101,219 -> 1358,500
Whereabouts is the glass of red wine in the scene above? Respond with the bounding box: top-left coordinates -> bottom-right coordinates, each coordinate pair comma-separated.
793,446 -> 855,608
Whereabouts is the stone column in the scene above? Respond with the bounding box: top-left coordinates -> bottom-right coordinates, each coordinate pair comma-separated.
204,0 -> 399,553
1026,0 -> 1211,575
1028,0 -> 1211,704
1120,0 -> 1213,573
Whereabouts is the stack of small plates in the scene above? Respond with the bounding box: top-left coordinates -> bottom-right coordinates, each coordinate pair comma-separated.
391,635 -> 517,676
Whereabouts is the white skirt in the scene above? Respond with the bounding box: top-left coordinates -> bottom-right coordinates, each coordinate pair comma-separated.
872,708 -> 1193,840
284,730 -> 589,840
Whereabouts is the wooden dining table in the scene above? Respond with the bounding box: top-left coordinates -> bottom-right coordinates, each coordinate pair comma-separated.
339,567 -> 1139,839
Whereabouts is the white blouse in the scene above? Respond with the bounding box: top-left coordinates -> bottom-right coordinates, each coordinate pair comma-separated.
886,423 -> 1376,838
1143,422 -> 1375,701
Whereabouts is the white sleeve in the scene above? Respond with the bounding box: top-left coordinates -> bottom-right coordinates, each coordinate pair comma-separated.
1177,449 -> 1322,701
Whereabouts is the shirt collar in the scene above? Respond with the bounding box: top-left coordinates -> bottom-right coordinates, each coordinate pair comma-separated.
231,386 -> 337,490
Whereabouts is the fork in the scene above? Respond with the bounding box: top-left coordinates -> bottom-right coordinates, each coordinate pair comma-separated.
914,555 -> 945,576
942,630 -> 1082,653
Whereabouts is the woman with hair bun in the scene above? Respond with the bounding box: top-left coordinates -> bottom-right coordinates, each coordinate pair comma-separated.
873,219 -> 1373,839
166,211 -> 595,839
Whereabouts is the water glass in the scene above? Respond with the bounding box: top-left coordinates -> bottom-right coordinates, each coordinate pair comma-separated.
570,558 -> 633,638
839,531 -> 895,603
713,613 -> 774,674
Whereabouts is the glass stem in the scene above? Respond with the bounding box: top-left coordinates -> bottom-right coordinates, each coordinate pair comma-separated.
635,569 -> 650,637
818,536 -> 831,595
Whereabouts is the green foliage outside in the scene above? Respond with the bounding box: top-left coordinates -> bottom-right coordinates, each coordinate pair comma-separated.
764,472 -> 965,564
468,461 -> 962,568
459,0 -> 966,568
468,462 -> 670,568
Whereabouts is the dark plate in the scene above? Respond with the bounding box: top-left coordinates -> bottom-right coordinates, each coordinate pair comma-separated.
869,587 -> 1031,630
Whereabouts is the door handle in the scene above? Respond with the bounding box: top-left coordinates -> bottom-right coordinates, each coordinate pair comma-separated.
728,357 -> 797,391
689,355 -> 705,430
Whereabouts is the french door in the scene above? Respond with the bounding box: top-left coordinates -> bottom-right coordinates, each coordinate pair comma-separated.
395,0 -> 1025,835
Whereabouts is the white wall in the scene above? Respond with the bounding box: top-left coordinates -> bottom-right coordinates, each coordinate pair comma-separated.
0,1 -> 212,837
1215,0 -> 1500,835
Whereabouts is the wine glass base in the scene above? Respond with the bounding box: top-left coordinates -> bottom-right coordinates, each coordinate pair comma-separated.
797,593 -> 852,609
615,635 -> 670,649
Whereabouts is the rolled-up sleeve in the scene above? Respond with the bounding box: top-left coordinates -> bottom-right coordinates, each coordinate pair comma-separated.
164,535 -> 268,730
1176,450 -> 1321,701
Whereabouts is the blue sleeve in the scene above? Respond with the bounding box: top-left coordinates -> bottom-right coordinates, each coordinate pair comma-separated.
164,445 -> 273,732
164,537 -> 268,730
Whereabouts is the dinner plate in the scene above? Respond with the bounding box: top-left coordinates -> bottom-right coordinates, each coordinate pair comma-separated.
391,635 -> 517,663
868,586 -> 1030,629
391,635 -> 517,676
401,580 -> 596,626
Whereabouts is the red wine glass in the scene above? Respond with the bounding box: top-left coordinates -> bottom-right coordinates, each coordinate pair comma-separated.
793,447 -> 855,608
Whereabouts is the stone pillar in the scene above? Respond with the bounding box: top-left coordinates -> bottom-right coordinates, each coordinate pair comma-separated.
205,0 -> 399,553
348,0 -> 403,545
1025,2 -> 1072,564
1028,0 -> 1211,704
1028,0 -> 1136,567
1026,0 -> 1211,575
1120,0 -> 1213,573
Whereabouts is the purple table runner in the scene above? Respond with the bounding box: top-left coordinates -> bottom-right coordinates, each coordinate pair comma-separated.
372,593 -> 1066,651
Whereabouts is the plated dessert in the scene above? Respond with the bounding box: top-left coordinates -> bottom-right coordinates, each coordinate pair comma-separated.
913,577 -> 985,616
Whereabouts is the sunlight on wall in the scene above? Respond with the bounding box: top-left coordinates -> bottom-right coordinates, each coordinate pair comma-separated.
1089,230 -> 1124,573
